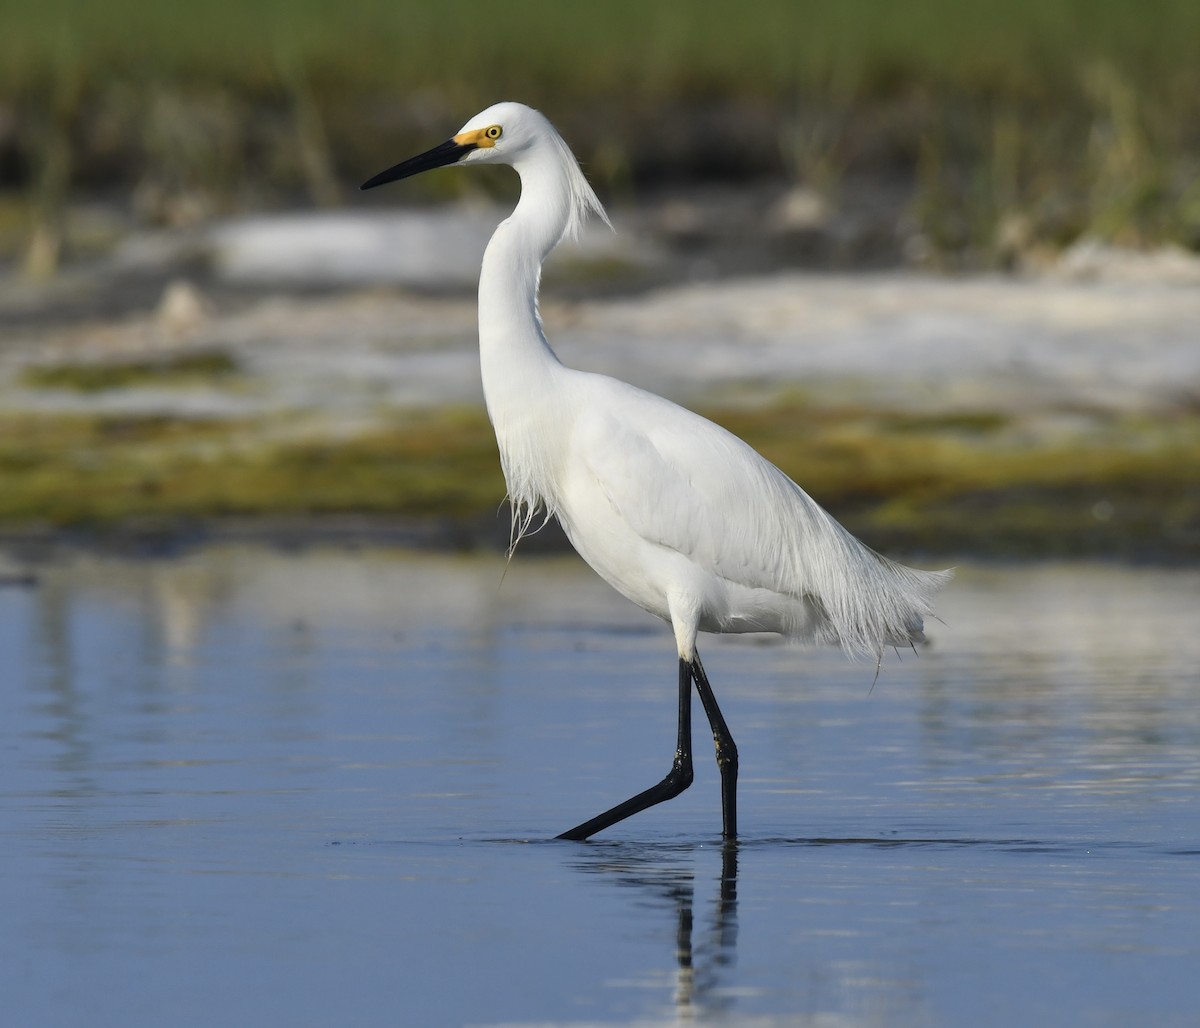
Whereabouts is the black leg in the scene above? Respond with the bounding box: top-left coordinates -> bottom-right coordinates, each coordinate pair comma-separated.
692,654 -> 738,839
557,657 -> 695,841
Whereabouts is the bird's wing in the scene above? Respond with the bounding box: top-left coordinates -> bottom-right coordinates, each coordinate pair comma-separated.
570,379 -> 948,654
572,383 -> 829,594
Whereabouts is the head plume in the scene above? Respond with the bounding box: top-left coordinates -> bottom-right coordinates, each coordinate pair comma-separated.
544,117 -> 611,241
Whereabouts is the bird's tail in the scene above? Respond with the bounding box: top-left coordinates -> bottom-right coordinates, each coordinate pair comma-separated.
821,528 -> 953,659
774,475 -> 952,659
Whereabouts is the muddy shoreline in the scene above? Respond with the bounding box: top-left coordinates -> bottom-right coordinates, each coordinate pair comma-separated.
2,201 -> 1198,561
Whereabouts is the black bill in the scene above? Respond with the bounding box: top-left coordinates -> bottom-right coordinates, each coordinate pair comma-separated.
360,138 -> 476,191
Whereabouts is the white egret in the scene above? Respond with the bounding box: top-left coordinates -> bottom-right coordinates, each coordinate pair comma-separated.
362,102 -> 950,841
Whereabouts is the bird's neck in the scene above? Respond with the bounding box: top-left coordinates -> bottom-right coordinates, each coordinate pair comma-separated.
476,151 -> 575,520
477,149 -> 578,408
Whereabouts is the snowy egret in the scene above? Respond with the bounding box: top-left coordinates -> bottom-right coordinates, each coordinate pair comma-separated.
362,102 -> 950,841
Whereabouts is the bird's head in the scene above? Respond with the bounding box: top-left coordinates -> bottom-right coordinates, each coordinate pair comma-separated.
361,101 -> 546,190
360,101 -> 609,240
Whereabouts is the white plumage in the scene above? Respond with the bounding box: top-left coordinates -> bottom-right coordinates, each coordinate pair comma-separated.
362,101 -> 951,840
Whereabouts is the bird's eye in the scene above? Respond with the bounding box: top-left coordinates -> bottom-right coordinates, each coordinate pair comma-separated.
485,125 -> 502,140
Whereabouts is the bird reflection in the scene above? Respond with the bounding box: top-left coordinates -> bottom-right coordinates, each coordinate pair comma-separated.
565,841 -> 738,1019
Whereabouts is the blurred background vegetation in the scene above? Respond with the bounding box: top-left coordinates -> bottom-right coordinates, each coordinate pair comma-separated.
2,0 -> 1200,273
1,0 -> 1197,556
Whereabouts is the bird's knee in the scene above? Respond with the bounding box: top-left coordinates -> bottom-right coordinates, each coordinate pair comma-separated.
668,752 -> 694,793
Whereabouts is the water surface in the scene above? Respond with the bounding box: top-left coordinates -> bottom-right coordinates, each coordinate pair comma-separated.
2,546 -> 1198,1025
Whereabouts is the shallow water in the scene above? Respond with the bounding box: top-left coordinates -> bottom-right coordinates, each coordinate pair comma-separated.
2,546 -> 1198,1026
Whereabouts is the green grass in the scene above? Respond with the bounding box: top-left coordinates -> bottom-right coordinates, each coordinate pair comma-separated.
0,408 -> 504,526
3,1 -> 1200,259
1,402 -> 1195,558
4,1 -> 1197,100
20,350 -> 240,392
